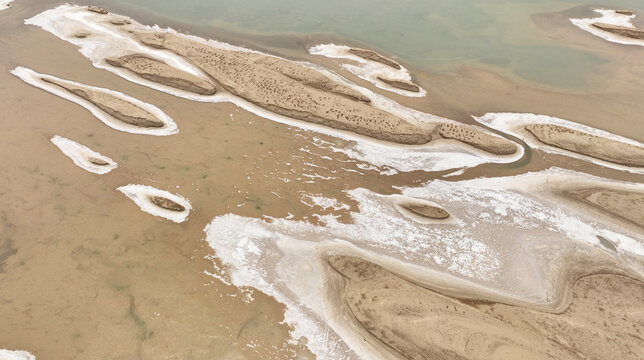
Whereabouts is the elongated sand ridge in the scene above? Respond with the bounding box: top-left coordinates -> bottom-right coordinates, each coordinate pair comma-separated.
348,48 -> 401,69
50,135 -> 117,175
10,67 -> 177,135
329,255 -> 644,360
117,184 -> 191,223
397,200 -> 449,220
525,123 -> 644,167
570,9 -> 644,46
439,123 -> 518,155
0,349 -> 36,360
0,0 -> 14,11
105,55 -> 217,95
591,23 -> 644,39
565,188 -> 644,229
376,77 -> 420,92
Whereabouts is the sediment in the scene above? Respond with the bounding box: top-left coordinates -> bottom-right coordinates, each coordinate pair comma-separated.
41,77 -> 165,128
376,77 -> 420,92
564,188 -> 644,228
133,32 -> 431,144
398,201 -> 449,219
105,55 -> 217,95
439,123 -> 517,155
525,124 -> 644,167
328,255 -> 644,360
348,48 -> 401,70
591,23 -> 644,40
149,196 -> 186,212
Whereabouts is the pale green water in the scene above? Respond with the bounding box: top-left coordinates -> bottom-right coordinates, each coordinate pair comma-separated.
106,0 -> 644,88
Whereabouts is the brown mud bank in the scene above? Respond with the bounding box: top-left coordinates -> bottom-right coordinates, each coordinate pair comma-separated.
591,23 -> 644,40
376,77 -> 420,93
348,47 -> 401,69
564,188 -> 644,229
525,124 -> 644,167
329,255 -> 644,360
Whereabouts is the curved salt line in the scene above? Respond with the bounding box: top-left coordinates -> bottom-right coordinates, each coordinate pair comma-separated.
309,43 -> 427,98
117,184 -> 191,223
25,5 -> 523,173
10,67 -> 177,136
51,135 -> 117,174
204,168 -> 643,360
0,0 -> 14,11
0,349 -> 36,360
570,9 -> 644,46
474,112 -> 644,174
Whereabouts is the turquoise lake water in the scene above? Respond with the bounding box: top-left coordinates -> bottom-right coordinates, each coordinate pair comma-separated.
107,0 -> 644,88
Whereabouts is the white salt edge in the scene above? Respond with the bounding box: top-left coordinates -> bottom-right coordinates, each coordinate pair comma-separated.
117,184 -> 191,223
309,43 -> 427,98
25,4 -> 523,173
570,9 -> 644,47
0,0 -> 14,11
0,349 -> 36,360
474,112 -> 644,174
10,66 -> 178,136
51,135 -> 117,174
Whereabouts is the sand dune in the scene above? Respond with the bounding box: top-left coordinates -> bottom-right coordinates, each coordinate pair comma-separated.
329,255 -> 644,360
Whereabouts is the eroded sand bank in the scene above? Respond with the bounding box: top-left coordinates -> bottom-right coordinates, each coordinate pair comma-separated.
329,255 -> 644,360
50,135 -> 117,174
11,67 -> 177,135
570,9 -> 644,46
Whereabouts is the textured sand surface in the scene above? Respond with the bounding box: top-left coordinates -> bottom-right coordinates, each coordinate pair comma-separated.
565,188 -> 644,228
439,123 -> 517,155
525,124 -> 644,167
329,255 -> 644,360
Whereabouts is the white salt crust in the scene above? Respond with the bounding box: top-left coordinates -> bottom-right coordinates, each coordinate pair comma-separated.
0,349 -> 36,360
10,66 -> 178,136
474,112 -> 644,174
570,9 -> 644,46
50,135 -> 117,174
117,184 -> 191,223
0,0 -> 14,11
204,167 -> 643,360
309,43 -> 427,97
25,5 -> 523,173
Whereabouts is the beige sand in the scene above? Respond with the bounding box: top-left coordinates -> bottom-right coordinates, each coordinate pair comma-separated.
87,6 -> 107,15
525,124 -> 644,167
133,32 -> 433,144
376,77 -> 420,92
149,196 -> 186,212
564,188 -> 644,228
329,255 -> 644,360
42,77 -> 165,128
439,123 -> 517,155
105,55 -> 217,95
615,10 -> 634,16
398,201 -> 449,219
348,48 -> 402,70
591,23 -> 644,40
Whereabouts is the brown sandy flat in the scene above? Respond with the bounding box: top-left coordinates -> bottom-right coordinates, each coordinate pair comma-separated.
564,187 -> 644,228
348,48 -> 401,70
376,77 -> 420,92
525,124 -> 644,167
329,255 -> 644,360
439,123 -> 517,155
149,196 -> 185,212
133,32 -> 432,144
398,201 -> 449,219
106,55 -> 217,95
42,77 -> 165,128
591,23 -> 644,40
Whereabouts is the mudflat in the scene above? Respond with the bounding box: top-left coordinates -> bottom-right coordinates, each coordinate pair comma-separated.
42,77 -> 165,128
564,188 -> 644,228
525,124 -> 644,167
105,55 -> 217,95
591,23 -> 644,40
439,123 -> 517,155
328,255 -> 644,360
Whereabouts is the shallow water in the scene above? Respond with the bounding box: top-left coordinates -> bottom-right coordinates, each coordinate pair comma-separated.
0,1 -> 643,359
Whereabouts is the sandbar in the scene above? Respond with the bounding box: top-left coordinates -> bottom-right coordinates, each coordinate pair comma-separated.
570,9 -> 644,46
564,188 -> 644,228
348,48 -> 401,70
117,184 -> 191,223
397,200 -> 449,220
50,135 -> 117,175
439,123 -> 518,155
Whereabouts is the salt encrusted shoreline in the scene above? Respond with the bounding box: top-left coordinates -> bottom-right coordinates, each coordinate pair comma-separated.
0,0 -> 14,11
50,135 -> 117,174
11,67 -> 178,136
0,349 -> 36,360
117,184 -> 192,223
570,9 -> 644,46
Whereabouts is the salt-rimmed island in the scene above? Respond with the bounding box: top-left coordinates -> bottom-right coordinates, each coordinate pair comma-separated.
118,184 -> 192,223
11,67 -> 178,136
50,135 -> 117,174
570,9 -> 644,46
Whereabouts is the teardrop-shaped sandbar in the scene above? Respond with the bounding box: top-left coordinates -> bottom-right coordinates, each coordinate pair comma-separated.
117,184 -> 191,223
50,135 -> 117,174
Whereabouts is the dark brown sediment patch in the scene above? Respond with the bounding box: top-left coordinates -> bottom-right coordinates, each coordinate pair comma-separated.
328,255 -> 644,360
132,32 -> 432,144
110,18 -> 131,26
564,188 -> 644,228
105,55 -> 217,95
438,123 -> 517,155
41,77 -> 165,128
149,196 -> 186,212
398,201 -> 449,220
525,124 -> 644,167
615,10 -> 633,16
591,23 -> 644,40
348,48 -> 401,70
87,5 -> 108,15
376,77 -> 420,93
88,157 -> 110,166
